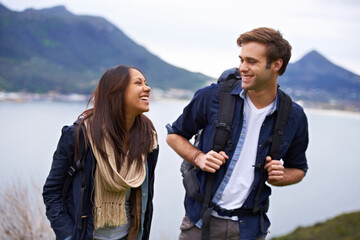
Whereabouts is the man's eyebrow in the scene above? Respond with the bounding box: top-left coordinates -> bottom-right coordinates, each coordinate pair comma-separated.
239,56 -> 258,61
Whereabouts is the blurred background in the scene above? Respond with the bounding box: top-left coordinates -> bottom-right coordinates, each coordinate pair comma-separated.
0,0 -> 359,239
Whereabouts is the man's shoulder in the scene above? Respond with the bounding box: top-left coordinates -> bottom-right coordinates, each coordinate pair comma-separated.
195,82 -> 221,95
190,83 -> 222,105
278,88 -> 306,116
287,100 -> 308,131
291,101 -> 306,117
276,89 -> 308,127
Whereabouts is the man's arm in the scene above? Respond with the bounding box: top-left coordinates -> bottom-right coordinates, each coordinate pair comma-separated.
166,133 -> 228,173
264,156 -> 305,186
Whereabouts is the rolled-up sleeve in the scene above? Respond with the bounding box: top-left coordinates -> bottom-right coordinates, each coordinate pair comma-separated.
283,107 -> 309,174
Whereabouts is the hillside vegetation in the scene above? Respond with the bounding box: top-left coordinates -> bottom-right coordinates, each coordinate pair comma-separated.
1,2 -> 360,110
0,3 -> 210,93
271,211 -> 360,240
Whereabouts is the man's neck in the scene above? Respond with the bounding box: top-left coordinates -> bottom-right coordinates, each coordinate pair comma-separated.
247,86 -> 277,109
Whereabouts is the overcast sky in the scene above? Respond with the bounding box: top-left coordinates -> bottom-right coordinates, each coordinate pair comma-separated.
2,0 -> 360,77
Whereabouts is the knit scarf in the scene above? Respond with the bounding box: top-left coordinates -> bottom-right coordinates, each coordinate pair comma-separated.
85,121 -> 156,230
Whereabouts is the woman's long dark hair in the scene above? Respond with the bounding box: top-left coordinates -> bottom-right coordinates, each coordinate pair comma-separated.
74,65 -> 155,172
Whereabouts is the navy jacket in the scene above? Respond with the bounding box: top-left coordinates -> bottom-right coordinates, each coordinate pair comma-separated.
169,82 -> 308,240
43,123 -> 159,240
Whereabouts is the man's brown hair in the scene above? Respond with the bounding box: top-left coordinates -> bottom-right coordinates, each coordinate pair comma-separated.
237,27 -> 292,76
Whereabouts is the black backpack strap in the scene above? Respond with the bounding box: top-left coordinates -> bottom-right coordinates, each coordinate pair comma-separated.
213,73 -> 241,152
60,121 -> 88,236
76,147 -> 87,232
200,173 -> 214,240
253,88 -> 292,214
250,88 -> 292,234
61,123 -> 86,212
201,69 -> 241,240
269,89 -> 292,159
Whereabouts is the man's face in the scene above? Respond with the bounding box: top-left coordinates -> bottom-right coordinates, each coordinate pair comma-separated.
238,42 -> 277,92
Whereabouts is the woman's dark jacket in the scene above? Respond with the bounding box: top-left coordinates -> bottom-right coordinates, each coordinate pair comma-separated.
43,123 -> 159,240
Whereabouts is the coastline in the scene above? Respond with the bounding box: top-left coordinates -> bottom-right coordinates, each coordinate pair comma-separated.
1,90 -> 359,115
304,107 -> 360,118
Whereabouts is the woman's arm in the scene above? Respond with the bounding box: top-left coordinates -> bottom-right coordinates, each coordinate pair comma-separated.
43,125 -> 76,239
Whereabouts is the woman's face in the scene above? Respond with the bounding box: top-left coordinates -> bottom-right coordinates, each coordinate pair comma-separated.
124,68 -> 151,118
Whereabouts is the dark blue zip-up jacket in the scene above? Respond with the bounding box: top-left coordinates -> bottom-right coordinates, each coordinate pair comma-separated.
43,123 -> 159,240
169,82 -> 308,240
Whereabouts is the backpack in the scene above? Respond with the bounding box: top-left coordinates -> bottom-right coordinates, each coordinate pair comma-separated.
61,121 -> 89,233
176,67 -> 293,240
179,67 -> 241,177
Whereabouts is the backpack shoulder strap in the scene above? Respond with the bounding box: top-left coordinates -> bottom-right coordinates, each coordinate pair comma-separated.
269,89 -> 292,159
212,69 -> 241,152
61,122 -> 86,212
253,88 -> 293,213
201,68 -> 241,240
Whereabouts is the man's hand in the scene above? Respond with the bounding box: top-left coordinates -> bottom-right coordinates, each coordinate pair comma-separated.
166,133 -> 229,174
194,150 -> 228,173
264,156 -> 305,186
264,156 -> 285,185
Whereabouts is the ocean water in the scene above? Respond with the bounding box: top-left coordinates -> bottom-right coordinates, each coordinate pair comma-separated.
0,101 -> 359,239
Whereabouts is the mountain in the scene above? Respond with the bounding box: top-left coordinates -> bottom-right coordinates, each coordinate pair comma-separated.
0,3 -> 211,94
280,50 -> 360,106
0,3 -> 359,110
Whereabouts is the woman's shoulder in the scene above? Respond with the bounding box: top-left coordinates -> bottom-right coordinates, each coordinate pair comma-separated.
61,123 -> 78,136
58,120 -> 84,143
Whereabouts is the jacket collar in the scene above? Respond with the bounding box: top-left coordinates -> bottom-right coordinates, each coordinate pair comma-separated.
231,83 -> 279,115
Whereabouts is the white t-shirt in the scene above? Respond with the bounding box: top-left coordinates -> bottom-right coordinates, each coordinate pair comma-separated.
217,95 -> 274,210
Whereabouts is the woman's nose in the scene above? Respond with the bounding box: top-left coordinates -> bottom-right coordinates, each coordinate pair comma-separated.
144,85 -> 151,92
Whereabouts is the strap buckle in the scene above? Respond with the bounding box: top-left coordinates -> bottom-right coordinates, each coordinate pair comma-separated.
67,166 -> 76,176
216,122 -> 231,132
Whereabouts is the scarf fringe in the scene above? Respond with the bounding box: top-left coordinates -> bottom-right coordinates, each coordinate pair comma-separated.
94,202 -> 127,230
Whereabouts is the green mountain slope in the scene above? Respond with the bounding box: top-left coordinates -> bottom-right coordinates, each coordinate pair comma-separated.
0,3 -> 211,94
1,2 -> 359,110
271,211 -> 360,240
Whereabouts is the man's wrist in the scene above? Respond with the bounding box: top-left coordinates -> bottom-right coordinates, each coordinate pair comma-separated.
191,150 -> 202,166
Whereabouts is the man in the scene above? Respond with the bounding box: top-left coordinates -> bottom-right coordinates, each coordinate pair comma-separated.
166,27 -> 309,240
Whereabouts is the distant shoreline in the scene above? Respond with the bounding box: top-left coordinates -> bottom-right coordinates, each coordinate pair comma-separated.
304,108 -> 360,118
1,90 -> 359,114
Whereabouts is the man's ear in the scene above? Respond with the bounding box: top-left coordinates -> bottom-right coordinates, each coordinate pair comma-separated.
272,58 -> 283,72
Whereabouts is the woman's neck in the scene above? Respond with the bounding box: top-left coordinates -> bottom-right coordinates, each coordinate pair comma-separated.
125,115 -> 135,133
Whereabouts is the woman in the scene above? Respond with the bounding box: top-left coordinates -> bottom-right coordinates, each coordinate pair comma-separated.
43,65 -> 159,240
